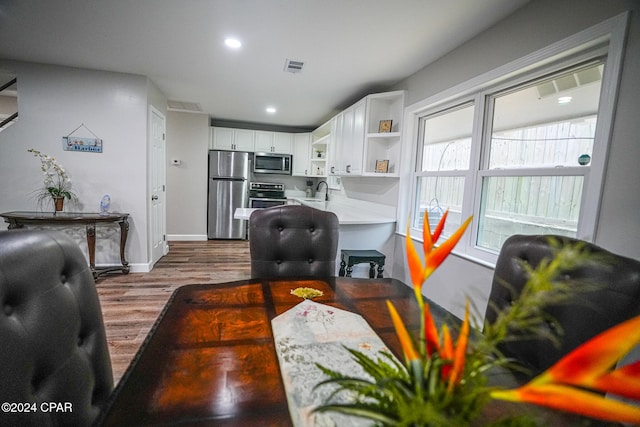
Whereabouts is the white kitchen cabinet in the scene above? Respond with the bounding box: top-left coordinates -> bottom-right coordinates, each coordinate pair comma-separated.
326,118 -> 341,189
293,128 -> 330,178
210,127 -> 255,151
292,133 -> 312,176
309,123 -> 329,178
328,114 -> 341,179
337,98 -> 366,176
274,132 -> 293,153
255,131 -> 292,153
324,90 -> 404,178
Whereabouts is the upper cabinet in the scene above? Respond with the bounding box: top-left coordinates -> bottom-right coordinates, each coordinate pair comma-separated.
336,99 -> 366,176
210,127 -> 296,154
292,133 -> 312,176
292,125 -> 331,178
362,90 -> 405,177
309,121 -> 329,178
210,127 -> 255,151
255,131 -> 293,154
211,89 -> 405,177
323,90 -> 405,178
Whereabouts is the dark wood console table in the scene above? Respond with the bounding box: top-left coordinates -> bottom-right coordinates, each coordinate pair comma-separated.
1,211 -> 130,279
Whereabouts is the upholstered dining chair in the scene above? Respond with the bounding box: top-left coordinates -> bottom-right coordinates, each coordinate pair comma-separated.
249,205 -> 339,278
485,234 -> 640,380
0,229 -> 114,426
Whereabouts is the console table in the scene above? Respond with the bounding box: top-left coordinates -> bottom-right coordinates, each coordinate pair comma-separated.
1,211 -> 130,279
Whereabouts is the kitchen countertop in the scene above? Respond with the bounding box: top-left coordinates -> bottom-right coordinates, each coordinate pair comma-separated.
234,197 -> 396,225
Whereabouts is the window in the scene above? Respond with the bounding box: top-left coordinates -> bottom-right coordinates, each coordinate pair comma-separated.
477,62 -> 602,252
414,103 -> 473,236
404,15 -> 627,265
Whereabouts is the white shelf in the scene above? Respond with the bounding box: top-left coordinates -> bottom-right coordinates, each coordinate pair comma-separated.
362,172 -> 400,178
312,134 -> 330,145
366,132 -> 401,138
363,91 -> 405,176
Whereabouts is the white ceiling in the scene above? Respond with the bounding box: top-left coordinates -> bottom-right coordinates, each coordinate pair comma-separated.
0,0 -> 530,128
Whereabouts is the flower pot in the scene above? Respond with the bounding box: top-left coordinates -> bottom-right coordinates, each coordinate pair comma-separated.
53,196 -> 64,212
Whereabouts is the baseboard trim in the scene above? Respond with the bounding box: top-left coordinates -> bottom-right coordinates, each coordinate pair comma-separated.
95,262 -> 151,273
128,263 -> 151,273
167,234 -> 208,241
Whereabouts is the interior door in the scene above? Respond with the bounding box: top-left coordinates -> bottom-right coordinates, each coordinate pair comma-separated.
150,106 -> 167,267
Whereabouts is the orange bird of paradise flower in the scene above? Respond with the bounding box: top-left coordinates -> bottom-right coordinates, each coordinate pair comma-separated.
387,211 -> 473,391
491,314 -> 640,424
388,296 -> 471,391
406,210 -> 473,309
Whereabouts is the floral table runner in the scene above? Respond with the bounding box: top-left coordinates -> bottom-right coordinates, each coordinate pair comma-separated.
272,299 -> 393,426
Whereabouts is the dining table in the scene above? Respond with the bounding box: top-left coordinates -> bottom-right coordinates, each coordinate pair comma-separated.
95,277 -> 603,426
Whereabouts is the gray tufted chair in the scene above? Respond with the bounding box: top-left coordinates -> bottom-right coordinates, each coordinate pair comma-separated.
249,205 -> 339,278
485,234 -> 640,380
0,230 -> 113,426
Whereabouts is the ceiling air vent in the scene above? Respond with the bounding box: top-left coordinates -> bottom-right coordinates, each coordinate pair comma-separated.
167,100 -> 202,112
284,59 -> 304,74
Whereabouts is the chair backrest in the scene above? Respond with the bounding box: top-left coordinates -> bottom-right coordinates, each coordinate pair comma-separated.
486,234 -> 640,378
249,205 -> 339,278
0,230 -> 113,426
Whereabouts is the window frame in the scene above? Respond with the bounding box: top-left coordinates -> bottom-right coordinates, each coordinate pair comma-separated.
398,12 -> 628,266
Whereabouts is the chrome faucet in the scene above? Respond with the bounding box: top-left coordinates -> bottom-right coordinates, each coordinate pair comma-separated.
316,181 -> 329,201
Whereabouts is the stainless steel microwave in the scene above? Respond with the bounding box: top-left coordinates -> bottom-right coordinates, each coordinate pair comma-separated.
253,152 -> 292,175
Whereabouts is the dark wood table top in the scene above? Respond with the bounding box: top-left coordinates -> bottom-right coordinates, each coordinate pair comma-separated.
1,211 -> 128,223
96,277 -> 600,426
97,277 -> 452,426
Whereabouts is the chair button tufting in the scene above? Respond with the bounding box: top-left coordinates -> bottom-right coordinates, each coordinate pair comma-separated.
309,227 -> 315,232
4,304 -> 13,316
277,226 -> 283,232
308,258 -> 314,263
276,259 -> 282,264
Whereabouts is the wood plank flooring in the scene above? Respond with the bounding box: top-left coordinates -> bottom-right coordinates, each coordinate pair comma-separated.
96,240 -> 251,384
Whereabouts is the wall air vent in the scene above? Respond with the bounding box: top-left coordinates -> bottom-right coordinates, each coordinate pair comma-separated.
167,100 -> 202,112
284,59 -> 304,74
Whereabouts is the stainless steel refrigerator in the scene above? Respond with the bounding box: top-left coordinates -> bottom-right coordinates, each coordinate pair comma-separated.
207,150 -> 250,239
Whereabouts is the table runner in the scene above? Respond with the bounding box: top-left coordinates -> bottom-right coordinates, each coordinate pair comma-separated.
272,299 -> 395,426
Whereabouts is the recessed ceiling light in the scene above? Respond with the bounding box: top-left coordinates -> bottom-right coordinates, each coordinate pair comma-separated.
266,107 -> 277,114
224,38 -> 242,49
558,96 -> 573,104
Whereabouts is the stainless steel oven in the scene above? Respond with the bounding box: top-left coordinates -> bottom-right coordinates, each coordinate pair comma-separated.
249,198 -> 287,208
249,182 -> 287,208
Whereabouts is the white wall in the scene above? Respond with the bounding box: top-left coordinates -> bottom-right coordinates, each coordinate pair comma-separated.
390,0 -> 640,319
166,111 -> 209,240
0,61 -> 164,270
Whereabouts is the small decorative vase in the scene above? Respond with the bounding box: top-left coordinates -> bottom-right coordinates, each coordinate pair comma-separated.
53,196 -> 64,212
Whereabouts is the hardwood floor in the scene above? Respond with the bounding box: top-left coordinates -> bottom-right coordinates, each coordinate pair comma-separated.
96,239 -> 251,384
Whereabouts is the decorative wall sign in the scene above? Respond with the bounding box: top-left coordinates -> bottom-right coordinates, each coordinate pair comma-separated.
375,159 -> 389,173
62,123 -> 103,153
63,136 -> 103,152
378,119 -> 393,133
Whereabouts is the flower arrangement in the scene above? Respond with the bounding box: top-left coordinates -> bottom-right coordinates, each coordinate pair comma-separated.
313,211 -> 640,426
28,148 -> 78,210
